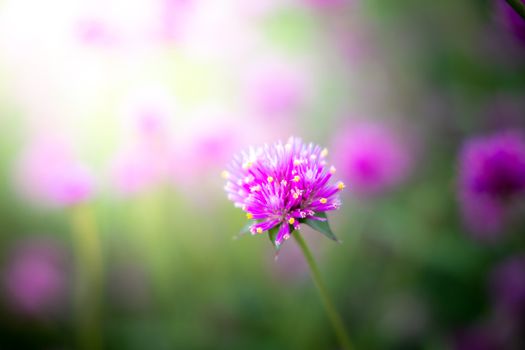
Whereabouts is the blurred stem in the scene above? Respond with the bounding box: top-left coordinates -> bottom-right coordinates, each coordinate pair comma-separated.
293,231 -> 353,350
506,0 -> 525,20
70,203 -> 103,350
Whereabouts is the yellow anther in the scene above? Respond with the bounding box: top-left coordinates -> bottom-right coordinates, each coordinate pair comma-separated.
246,213 -> 253,219
281,180 -> 288,186
242,161 -> 253,170
337,182 -> 345,191
330,166 -> 336,174
267,176 -> 274,183
293,159 -> 302,166
288,218 -> 295,225
221,170 -> 230,179
292,193 -> 300,199
293,175 -> 300,182
320,198 -> 327,204
321,148 -> 328,158
256,227 -> 263,234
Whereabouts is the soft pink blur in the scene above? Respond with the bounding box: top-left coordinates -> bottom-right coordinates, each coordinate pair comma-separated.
109,89 -> 175,196
15,137 -> 94,207
243,60 -> 310,123
3,237 -> 68,317
332,121 -> 413,196
110,144 -> 167,196
170,115 -> 243,189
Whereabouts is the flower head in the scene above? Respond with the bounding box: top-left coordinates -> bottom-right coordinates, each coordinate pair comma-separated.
224,137 -> 344,248
458,130 -> 525,238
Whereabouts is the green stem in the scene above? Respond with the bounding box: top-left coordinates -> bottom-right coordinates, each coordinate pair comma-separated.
293,231 -> 353,350
506,0 -> 525,20
70,204 -> 103,350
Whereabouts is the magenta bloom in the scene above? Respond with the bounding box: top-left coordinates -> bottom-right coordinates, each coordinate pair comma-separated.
458,131 -> 525,238
332,122 -> 412,195
224,137 -> 345,248
496,0 -> 525,43
3,238 -> 68,316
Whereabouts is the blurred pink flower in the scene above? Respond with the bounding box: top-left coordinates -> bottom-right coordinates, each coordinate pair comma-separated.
245,62 -> 308,121
158,0 -> 194,42
332,121 -> 412,195
119,86 -> 176,140
15,138 -> 94,207
3,237 -> 68,317
458,131 -> 525,239
496,0 -> 525,43
109,89 -> 176,196
75,17 -> 117,47
172,123 -> 240,187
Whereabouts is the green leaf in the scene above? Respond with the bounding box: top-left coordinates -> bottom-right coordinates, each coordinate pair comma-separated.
300,212 -> 340,242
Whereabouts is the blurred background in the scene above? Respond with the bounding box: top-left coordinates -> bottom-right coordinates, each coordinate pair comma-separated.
0,0 -> 524,349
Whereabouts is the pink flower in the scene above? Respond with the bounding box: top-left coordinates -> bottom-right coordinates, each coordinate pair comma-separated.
75,17 -> 117,47
158,0 -> 194,42
15,137 -> 94,207
168,113 -> 247,192
224,137 -> 345,247
458,130 -> 525,239
108,87 -> 176,196
3,237 -> 68,317
332,122 -> 412,195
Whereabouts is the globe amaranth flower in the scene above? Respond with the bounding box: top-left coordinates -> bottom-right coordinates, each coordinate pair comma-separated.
223,137 -> 345,248
458,130 -> 525,238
